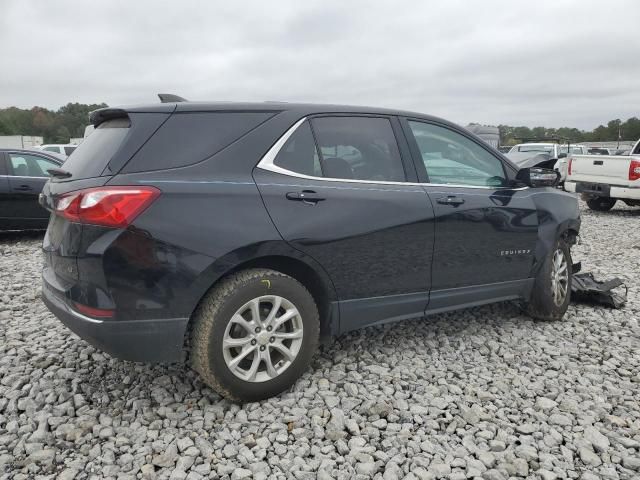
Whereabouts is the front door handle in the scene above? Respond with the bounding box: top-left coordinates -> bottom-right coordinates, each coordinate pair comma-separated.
436,195 -> 465,206
286,190 -> 325,204
14,185 -> 33,191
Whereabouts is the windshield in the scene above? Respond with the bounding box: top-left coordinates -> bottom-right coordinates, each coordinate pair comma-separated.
559,146 -> 584,154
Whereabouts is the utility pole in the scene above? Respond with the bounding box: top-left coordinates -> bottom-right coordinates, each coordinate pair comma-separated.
617,126 -> 622,149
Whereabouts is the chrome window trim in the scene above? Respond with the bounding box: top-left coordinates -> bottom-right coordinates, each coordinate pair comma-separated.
0,174 -> 49,179
256,117 -> 528,191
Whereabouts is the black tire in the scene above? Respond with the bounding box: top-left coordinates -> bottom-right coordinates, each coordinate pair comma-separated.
586,197 -> 616,211
525,238 -> 572,321
190,268 -> 319,402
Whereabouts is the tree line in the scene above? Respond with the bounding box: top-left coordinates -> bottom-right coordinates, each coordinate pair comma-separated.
0,103 -> 107,143
0,103 -> 638,145
499,117 -> 640,145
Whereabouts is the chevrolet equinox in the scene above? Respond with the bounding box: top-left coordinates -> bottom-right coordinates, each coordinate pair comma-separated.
40,100 -> 580,401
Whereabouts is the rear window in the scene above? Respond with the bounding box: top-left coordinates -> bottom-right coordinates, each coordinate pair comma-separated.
59,118 -> 130,179
122,112 -> 274,173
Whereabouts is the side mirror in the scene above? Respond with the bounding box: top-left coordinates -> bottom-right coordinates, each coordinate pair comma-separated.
516,167 -> 560,188
558,153 -> 567,159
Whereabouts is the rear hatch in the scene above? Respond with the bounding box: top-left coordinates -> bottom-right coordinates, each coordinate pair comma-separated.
41,107 -> 173,295
568,155 -> 636,185
41,103 -> 278,308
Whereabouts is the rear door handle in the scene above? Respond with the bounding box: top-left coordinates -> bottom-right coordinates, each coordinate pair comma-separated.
14,185 -> 33,191
436,195 -> 465,206
286,190 -> 325,204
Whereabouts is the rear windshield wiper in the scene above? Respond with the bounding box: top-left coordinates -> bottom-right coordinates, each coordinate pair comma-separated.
47,168 -> 72,179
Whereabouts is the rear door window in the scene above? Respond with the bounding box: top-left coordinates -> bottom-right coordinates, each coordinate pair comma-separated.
273,121 -> 322,177
310,116 -> 405,182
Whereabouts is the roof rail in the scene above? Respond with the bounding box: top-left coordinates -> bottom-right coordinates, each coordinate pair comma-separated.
158,93 -> 188,103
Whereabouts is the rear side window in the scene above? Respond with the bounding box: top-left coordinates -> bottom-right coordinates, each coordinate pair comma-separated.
64,146 -> 76,156
122,112 -> 274,173
60,118 -> 130,179
273,121 -> 322,177
311,116 -> 405,182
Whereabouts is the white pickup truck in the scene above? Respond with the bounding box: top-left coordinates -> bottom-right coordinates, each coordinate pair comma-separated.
565,139 -> 640,211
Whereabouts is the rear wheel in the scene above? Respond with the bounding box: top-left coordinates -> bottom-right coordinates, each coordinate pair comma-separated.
190,269 -> 319,402
525,238 -> 572,321
586,197 -> 616,211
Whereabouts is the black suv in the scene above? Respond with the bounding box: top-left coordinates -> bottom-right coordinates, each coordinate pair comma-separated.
41,101 -> 580,401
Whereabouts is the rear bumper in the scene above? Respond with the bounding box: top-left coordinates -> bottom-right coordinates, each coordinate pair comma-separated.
42,278 -> 188,363
565,181 -> 640,200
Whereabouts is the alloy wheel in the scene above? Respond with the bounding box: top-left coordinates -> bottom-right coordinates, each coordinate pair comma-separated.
222,295 -> 304,382
550,248 -> 569,306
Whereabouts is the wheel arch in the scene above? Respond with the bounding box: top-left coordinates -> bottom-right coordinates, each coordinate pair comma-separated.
530,191 -> 581,279
185,246 -> 339,349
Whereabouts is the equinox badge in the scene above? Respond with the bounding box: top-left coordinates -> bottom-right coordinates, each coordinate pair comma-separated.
500,249 -> 531,256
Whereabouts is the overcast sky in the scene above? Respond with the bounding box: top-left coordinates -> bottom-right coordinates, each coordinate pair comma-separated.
1,1 -> 638,129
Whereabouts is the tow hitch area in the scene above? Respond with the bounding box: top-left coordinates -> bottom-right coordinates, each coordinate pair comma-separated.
571,263 -> 627,309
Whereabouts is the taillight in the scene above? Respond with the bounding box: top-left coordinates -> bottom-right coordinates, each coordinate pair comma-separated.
568,158 -> 573,176
629,160 -> 640,181
55,186 -> 160,228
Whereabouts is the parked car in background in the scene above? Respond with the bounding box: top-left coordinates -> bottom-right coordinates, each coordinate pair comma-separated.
565,139 -> 640,211
465,124 -> 499,149
40,100 -> 580,401
508,143 -> 588,157
506,143 -> 588,182
39,144 -> 77,158
0,149 -> 64,230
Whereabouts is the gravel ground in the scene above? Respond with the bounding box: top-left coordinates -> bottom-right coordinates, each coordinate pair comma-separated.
0,203 -> 639,480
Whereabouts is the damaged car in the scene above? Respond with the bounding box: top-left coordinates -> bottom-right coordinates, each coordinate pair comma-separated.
40,99 -> 581,401
506,143 -> 588,183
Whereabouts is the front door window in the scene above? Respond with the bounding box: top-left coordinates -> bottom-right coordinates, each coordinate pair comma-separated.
407,121 -> 507,187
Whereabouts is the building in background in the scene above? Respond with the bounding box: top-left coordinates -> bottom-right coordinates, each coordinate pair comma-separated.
0,135 -> 43,149
466,124 -> 500,148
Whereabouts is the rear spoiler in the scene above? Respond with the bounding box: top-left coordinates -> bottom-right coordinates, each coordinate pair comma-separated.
89,94 -> 187,126
89,108 -> 129,127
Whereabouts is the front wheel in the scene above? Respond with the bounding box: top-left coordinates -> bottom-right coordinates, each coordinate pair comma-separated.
586,197 -> 616,211
190,269 -> 319,402
525,239 -> 572,321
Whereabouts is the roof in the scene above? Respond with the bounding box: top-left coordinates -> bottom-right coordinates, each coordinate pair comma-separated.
90,101 -> 453,127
